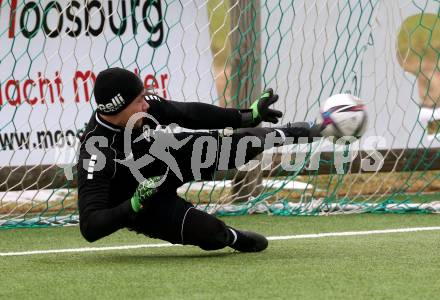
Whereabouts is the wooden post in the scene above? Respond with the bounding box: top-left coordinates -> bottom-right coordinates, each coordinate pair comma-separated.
229,0 -> 262,201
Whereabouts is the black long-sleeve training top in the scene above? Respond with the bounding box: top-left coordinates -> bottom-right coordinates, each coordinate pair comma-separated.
77,96 -> 246,242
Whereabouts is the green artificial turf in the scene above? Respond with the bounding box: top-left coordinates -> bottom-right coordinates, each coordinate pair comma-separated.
1,214 -> 440,299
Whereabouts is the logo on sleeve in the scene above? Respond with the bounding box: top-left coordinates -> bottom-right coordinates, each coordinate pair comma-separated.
145,94 -> 161,101
87,154 -> 98,179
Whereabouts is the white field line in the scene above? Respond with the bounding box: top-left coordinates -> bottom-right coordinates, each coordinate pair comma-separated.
266,226 -> 440,240
1,226 -> 440,257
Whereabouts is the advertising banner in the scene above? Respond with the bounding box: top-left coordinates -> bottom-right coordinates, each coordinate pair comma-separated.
0,0 -> 216,166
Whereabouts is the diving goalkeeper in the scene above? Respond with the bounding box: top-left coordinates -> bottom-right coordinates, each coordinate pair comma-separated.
77,68 -> 321,252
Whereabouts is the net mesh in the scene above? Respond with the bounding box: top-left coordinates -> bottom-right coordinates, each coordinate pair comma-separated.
0,0 -> 439,228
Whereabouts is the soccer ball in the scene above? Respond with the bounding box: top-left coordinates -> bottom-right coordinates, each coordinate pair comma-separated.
317,94 -> 367,138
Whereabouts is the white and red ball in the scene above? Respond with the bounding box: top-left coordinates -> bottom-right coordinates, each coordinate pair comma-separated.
317,94 -> 367,138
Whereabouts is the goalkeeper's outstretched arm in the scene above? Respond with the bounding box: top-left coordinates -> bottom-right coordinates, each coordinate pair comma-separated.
131,121 -> 322,185
145,89 -> 282,130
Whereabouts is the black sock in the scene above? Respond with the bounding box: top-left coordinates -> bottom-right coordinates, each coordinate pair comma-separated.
182,208 -> 234,250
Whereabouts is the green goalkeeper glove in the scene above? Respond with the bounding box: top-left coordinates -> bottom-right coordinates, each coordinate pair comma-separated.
250,88 -> 283,125
241,88 -> 283,127
130,176 -> 161,213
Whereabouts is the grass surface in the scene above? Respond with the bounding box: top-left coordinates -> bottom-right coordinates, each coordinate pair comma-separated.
1,214 -> 440,299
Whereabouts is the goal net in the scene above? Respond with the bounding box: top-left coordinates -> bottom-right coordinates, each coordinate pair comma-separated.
1,0 -> 439,228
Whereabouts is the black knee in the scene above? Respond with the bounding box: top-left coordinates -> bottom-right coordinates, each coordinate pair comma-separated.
182,208 -> 232,251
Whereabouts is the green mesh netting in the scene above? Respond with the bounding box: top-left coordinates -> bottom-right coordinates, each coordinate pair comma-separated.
1,0 -> 439,228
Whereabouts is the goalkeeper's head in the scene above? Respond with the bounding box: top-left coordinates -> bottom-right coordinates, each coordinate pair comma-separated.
94,67 -> 149,128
